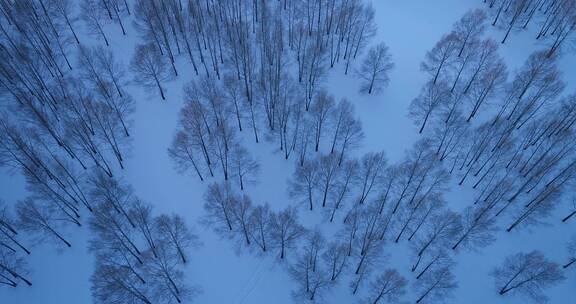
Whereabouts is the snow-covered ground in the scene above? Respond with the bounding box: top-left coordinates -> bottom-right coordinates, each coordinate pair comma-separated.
1,1 -> 575,304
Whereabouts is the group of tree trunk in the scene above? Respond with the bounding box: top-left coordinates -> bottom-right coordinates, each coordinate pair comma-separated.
404,6 -> 576,302
0,1 -> 202,298
169,75 -> 365,187
484,0 -> 576,56
89,175 -> 200,304
0,0 -> 132,290
128,0 -> 379,101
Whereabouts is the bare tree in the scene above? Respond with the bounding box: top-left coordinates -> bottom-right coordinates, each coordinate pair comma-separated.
203,182 -> 236,232
561,195 -> 576,223
270,207 -> 306,259
228,194 -> 254,247
230,144 -> 259,190
327,159 -> 358,222
89,172 -> 136,228
355,152 -> 387,206
16,199 -> 72,248
414,266 -> 458,304
248,203 -> 272,253
421,33 -> 458,85
412,211 -> 461,258
155,214 -> 198,264
90,204 -> 142,265
131,43 -> 172,100
356,42 -> 394,94
0,201 -> 30,255
496,0 -> 538,44
495,51 -> 563,128
81,0 -> 111,45
451,206 -> 497,251
144,240 -> 194,304
0,248 -> 31,287
329,99 -> 364,165
317,154 -> 340,208
311,91 -> 335,152
94,46 -> 127,98
91,263 -> 152,304
289,242 -> 333,301
322,241 -> 349,281
410,81 -> 450,134
130,200 -> 158,258
453,9 -> 487,57
43,0 -> 80,44
168,131 -> 205,181
363,269 -> 407,304
0,201 -> 31,288
289,159 -> 319,211
492,250 -> 565,302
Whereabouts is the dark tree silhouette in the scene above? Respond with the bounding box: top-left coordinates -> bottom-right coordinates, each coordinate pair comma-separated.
492,251 -> 565,302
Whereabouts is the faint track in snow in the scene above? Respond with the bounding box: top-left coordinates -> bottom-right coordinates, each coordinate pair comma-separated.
236,257 -> 274,304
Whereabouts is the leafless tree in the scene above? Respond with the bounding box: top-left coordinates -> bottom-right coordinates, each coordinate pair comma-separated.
410,81 -> 450,134
91,263 -> 152,304
168,131 -> 205,181
289,248 -> 333,301
16,199 -> 72,248
210,118 -> 236,181
329,99 -> 364,165
465,54 -> 507,122
0,201 -> 30,256
270,206 -> 306,259
322,241 -> 349,281
363,269 -> 407,304
93,46 -> 127,97
355,152 -> 387,205
203,182 -> 236,232
327,159 -> 359,222
90,203 -> 142,265
81,0 -> 111,45
562,195 -> 576,223
89,172 -> 136,227
311,91 -> 335,152
45,0 -> 81,44
129,200 -> 158,258
228,193 -> 254,247
289,159 -> 319,211
453,9 -> 487,57
143,240 -> 194,304
412,211 -> 461,258
421,33 -> 458,85
356,42 -> 394,94
492,250 -> 565,302
452,206 -> 497,251
155,214 -> 198,264
0,247 -> 31,288
248,203 -> 272,253
495,0 -> 539,44
317,154 -> 340,208
131,43 -> 172,100
0,200 -> 31,288
231,144 -> 259,190
170,87 -> 216,178
349,242 -> 378,296
495,51 -> 563,129
414,265 -> 458,304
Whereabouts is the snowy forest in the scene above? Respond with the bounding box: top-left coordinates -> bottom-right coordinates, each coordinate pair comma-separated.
0,0 -> 575,303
